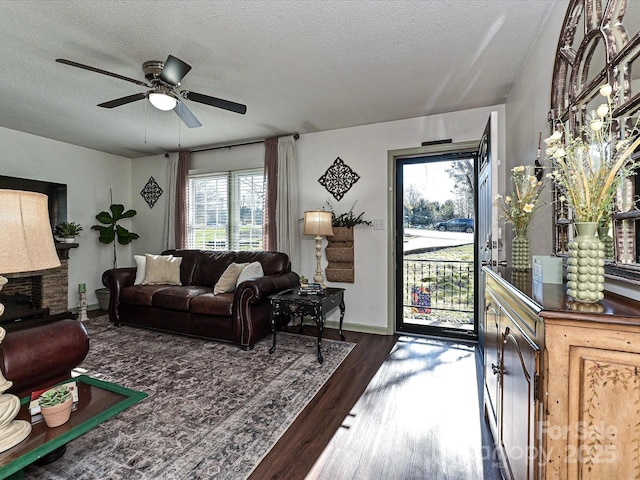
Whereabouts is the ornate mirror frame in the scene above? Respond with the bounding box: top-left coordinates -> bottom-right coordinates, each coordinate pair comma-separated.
551,0 -> 640,283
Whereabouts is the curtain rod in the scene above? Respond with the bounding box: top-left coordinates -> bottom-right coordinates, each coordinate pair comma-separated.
191,133 -> 299,153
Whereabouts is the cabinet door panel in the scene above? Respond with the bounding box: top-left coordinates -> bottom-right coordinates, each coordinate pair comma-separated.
501,318 -> 539,480
567,347 -> 640,479
485,292 -> 501,425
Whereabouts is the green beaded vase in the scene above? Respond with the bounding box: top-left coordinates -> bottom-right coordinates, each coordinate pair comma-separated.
597,225 -> 614,259
566,222 -> 605,303
512,228 -> 530,271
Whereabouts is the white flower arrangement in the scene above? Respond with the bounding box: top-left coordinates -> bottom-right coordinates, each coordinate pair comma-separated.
544,84 -> 640,223
495,165 -> 545,232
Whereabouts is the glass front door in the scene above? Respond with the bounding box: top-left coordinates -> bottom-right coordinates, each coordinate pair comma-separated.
396,153 -> 478,340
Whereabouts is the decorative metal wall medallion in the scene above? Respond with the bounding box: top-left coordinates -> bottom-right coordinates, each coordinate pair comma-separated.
318,157 -> 360,201
140,176 -> 163,208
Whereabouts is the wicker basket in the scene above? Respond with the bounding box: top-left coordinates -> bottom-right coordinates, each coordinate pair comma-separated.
326,266 -> 354,283
325,247 -> 355,263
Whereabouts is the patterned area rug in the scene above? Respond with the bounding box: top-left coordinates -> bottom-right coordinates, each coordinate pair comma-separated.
25,316 -> 354,479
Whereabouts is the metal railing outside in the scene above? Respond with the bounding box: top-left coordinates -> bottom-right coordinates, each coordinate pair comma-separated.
403,258 -> 474,323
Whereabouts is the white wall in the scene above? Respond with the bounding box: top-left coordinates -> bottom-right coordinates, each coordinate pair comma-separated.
0,126 -> 132,308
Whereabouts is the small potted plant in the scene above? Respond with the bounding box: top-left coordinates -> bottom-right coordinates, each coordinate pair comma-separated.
39,384 -> 73,427
54,221 -> 83,243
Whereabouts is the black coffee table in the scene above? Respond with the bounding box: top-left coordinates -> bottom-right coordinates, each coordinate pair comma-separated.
0,375 -> 147,479
268,287 -> 345,363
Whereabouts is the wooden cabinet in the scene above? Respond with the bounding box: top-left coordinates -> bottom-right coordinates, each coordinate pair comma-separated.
483,267 -> 640,480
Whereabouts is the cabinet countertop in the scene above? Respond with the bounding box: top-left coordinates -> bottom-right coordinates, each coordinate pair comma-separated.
483,266 -> 640,325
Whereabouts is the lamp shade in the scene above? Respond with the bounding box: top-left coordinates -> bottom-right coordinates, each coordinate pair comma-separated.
303,211 -> 334,236
0,189 -> 60,274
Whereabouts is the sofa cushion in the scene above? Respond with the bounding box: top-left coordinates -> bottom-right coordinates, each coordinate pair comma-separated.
188,251 -> 235,287
234,251 -> 290,275
190,292 -> 234,317
143,254 -> 182,285
236,261 -> 264,286
120,284 -> 173,307
152,286 -> 213,311
134,255 -> 146,285
214,262 -> 248,294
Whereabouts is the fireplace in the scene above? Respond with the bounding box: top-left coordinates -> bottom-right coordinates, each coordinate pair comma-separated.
0,245 -> 75,325
0,259 -> 69,323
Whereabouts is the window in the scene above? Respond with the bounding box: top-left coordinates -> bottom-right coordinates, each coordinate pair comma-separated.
188,169 -> 264,251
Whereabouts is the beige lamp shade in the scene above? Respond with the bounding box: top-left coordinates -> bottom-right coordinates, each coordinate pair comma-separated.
303,211 -> 334,237
0,189 -> 60,275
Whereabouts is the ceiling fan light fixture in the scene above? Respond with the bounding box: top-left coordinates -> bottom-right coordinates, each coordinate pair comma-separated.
149,92 -> 177,111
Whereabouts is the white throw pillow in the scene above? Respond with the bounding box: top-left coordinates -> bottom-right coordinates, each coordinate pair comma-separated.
142,254 -> 183,285
134,255 -> 146,285
214,262 -> 248,295
236,261 -> 264,287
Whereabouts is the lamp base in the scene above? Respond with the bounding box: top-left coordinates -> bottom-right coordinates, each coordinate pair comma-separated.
0,277 -> 32,452
313,236 -> 327,289
0,395 -> 31,453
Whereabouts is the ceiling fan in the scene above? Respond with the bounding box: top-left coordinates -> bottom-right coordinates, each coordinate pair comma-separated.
55,55 -> 247,128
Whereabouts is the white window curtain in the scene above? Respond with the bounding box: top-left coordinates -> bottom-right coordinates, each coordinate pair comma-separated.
163,152 -> 179,251
276,135 -> 300,269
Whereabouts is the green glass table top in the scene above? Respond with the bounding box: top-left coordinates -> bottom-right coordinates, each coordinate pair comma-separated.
0,375 -> 147,479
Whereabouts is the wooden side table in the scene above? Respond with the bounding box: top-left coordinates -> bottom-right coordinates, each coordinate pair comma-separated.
268,287 -> 345,364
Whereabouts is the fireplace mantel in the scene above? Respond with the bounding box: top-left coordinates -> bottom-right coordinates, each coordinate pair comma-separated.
55,242 -> 78,260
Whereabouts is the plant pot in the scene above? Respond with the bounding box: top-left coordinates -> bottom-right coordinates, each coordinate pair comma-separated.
95,287 -> 110,311
62,236 -> 76,243
41,396 -> 73,428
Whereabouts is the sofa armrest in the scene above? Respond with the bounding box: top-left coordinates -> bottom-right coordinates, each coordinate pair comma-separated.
233,272 -> 300,348
102,267 -> 137,324
236,271 -> 300,302
1,319 -> 89,398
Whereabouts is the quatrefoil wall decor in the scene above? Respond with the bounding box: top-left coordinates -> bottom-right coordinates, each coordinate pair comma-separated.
140,176 -> 163,209
318,157 -> 360,201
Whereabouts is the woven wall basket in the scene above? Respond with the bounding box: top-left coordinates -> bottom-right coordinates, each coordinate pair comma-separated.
325,227 -> 355,283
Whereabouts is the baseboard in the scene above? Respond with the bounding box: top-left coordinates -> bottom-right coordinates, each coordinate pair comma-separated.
323,320 -> 390,336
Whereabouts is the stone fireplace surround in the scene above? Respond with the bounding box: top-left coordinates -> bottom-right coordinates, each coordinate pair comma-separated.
1,243 -> 77,321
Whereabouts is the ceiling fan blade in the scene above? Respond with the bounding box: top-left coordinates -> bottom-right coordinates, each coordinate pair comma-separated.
173,101 -> 202,128
181,91 -> 247,115
160,55 -> 192,86
98,92 -> 147,108
56,59 -> 150,87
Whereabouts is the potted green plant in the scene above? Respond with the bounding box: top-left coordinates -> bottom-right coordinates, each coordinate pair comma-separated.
54,221 -> 83,243
39,384 -> 73,427
92,194 -> 139,310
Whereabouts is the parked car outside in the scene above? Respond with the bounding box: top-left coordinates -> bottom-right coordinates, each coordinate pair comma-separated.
434,218 -> 474,233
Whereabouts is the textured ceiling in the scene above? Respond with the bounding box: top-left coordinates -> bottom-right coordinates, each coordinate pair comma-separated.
0,1 -> 557,158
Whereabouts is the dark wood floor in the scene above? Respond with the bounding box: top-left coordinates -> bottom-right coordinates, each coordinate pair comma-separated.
249,325 -> 502,480
248,325 -> 398,480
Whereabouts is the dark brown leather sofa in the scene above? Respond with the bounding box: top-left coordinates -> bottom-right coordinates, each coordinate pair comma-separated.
102,250 -> 299,350
0,319 -> 90,398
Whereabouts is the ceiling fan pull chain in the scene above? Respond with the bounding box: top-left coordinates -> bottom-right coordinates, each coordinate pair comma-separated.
144,99 -> 148,145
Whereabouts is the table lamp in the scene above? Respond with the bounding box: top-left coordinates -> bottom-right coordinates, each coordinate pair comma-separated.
303,210 -> 333,288
0,189 -> 61,453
